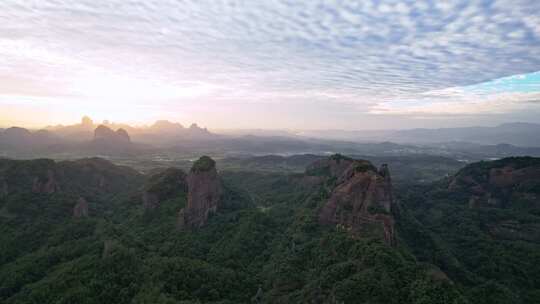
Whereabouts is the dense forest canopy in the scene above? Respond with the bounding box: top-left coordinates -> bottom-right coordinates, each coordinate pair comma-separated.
0,155 -> 539,303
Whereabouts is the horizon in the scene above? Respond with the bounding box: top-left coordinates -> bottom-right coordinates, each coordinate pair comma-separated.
1,115 -> 540,133
1,1 -> 540,129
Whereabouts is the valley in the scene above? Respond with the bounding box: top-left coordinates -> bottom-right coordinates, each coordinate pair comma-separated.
0,150 -> 538,303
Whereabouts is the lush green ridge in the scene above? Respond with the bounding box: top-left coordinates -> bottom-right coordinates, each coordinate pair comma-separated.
0,156 -> 538,303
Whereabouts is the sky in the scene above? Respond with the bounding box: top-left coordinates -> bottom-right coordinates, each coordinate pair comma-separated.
1,0 -> 539,130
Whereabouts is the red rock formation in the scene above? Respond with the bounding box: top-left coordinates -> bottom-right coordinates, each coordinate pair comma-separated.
178,156 -> 222,229
305,155 -> 355,178
316,156 -> 396,245
73,197 -> 89,218
99,176 -> 106,188
142,192 -> 160,210
449,158 -> 540,208
32,169 -> 58,194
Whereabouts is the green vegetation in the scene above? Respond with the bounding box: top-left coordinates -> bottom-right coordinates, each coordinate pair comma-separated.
145,168 -> 187,198
0,156 -> 538,303
353,161 -> 377,173
191,156 -> 216,172
329,153 -> 353,162
398,157 -> 540,304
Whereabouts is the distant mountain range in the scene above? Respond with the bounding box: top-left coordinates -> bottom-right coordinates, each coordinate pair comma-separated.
45,116 -> 216,144
0,117 -> 215,157
295,122 -> 540,147
2,118 -> 540,160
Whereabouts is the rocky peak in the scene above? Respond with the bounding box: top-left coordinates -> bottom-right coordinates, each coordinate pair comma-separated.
378,164 -> 391,180
94,125 -> 131,143
32,169 -> 59,194
449,157 -> 540,208
150,120 -> 184,132
73,197 -> 89,218
94,125 -> 115,139
305,154 -> 356,178
315,156 -> 396,245
178,156 -> 222,229
115,128 -> 130,142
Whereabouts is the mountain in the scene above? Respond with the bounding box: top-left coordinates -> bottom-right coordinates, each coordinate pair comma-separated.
45,116 -> 96,141
0,127 -> 64,152
0,124 -> 151,158
399,156 -> 540,303
1,151 -> 539,302
46,117 -> 215,145
310,155 -> 396,244
448,156 -> 540,209
93,125 -> 131,144
178,156 -> 222,229
0,154 -> 468,303
295,122 -> 540,147
133,121 -> 216,146
389,123 -> 540,147
149,120 -> 185,133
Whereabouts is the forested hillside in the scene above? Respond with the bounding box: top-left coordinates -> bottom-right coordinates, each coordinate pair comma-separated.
0,155 -> 538,303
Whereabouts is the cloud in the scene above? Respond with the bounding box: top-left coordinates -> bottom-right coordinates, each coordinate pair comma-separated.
0,0 -> 539,128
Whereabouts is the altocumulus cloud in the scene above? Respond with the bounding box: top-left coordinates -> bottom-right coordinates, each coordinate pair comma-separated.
0,0 -> 539,127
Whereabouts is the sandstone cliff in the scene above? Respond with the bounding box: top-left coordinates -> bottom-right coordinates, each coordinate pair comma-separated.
312,155 -> 396,245
31,169 -> 59,194
448,157 -> 540,208
73,197 -> 89,218
178,156 -> 222,229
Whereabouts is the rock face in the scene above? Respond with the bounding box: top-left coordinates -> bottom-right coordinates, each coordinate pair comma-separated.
73,197 -> 89,218
178,156 -> 222,229
142,192 -> 160,210
32,169 -> 58,194
305,154 -> 356,178
448,157 -> 540,208
313,155 -> 396,245
142,168 -> 188,210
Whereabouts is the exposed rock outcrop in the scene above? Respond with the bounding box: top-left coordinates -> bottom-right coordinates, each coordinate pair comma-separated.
448,157 -> 540,208
73,197 -> 89,218
313,155 -> 396,245
0,158 -> 143,202
142,168 -> 188,210
305,154 -> 356,178
178,156 -> 222,229
32,169 -> 58,194
142,192 -> 160,210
